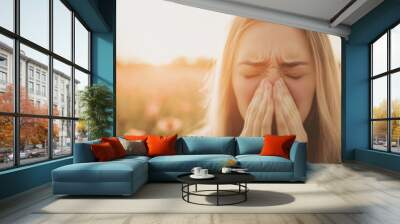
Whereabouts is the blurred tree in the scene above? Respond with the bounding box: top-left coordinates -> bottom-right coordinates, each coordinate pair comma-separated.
170,57 -> 190,67
193,57 -> 215,68
0,85 -> 13,112
76,120 -> 88,141
392,100 -> 400,142
373,100 -> 387,119
0,116 -> 13,149
0,85 -> 58,150
373,100 -> 387,139
372,99 -> 400,142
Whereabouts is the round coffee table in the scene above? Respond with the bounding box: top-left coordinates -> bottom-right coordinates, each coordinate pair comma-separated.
177,173 -> 255,206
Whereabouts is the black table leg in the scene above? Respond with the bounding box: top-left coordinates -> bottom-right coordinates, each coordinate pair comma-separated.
179,182 -> 251,206
187,184 -> 190,202
216,184 -> 219,206
245,183 -> 247,201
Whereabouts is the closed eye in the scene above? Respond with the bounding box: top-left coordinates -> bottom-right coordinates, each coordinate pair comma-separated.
238,65 -> 264,79
281,62 -> 309,80
285,73 -> 304,80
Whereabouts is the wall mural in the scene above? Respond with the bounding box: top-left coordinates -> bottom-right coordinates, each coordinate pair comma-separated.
116,0 -> 342,163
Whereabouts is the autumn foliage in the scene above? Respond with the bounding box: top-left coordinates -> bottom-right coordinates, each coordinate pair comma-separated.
372,99 -> 400,142
0,85 -> 59,150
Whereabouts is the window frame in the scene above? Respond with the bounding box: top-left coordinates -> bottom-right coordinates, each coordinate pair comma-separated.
370,21 -> 400,154
0,0 -> 92,171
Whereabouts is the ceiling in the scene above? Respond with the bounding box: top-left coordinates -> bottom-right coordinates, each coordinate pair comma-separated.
228,0 -> 353,23
167,0 -> 384,38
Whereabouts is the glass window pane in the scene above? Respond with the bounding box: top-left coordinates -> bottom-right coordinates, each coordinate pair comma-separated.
0,116 -> 13,170
372,121 -> 388,151
0,0 -> 14,31
74,69 -> 89,117
20,44 -> 49,115
74,18 -> 89,70
20,0 -> 49,49
53,59 -> 72,117
0,34 -> 14,112
391,72 -> 400,118
20,117 -> 49,165
391,120 -> 400,153
75,120 -> 88,143
372,76 -> 387,119
372,33 -> 387,76
391,24 -> 400,70
53,119 -> 72,157
53,0 -> 72,60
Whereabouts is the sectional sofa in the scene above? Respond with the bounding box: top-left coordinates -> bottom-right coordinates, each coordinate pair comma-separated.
52,136 -> 307,196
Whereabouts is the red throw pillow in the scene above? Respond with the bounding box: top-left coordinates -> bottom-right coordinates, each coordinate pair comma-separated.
146,135 -> 177,157
91,142 -> 117,161
260,135 -> 296,159
101,137 -> 126,158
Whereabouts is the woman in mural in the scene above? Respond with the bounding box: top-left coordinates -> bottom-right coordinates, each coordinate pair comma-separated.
202,17 -> 341,163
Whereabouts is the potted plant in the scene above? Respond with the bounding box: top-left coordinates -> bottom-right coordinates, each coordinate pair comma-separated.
79,84 -> 113,140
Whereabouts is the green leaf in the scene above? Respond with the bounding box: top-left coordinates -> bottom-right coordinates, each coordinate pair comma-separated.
79,84 -> 114,139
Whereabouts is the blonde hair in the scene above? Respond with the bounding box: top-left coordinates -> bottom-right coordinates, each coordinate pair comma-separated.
204,17 -> 341,163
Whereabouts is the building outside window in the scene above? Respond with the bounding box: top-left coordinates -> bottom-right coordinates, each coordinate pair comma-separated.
28,66 -> 34,80
41,73 -> 46,83
0,71 -> 6,84
0,54 -> 7,89
54,89 -> 58,103
0,54 -> 7,67
28,81 -> 34,94
0,73 -> 5,85
0,0 -> 91,170
41,85 -> 46,97
35,83 -> 40,95
370,23 -> 400,154
35,70 -> 40,81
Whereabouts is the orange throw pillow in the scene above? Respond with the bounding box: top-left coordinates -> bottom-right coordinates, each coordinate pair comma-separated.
260,135 -> 296,159
101,137 -> 126,158
124,135 -> 148,141
91,142 -> 117,161
146,135 -> 177,157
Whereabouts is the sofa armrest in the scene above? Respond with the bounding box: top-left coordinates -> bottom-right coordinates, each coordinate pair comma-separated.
289,142 -> 307,181
73,140 -> 100,163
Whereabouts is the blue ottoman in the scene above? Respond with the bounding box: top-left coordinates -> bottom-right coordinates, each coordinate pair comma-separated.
52,156 -> 148,196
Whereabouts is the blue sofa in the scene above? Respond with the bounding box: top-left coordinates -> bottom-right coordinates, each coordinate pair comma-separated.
52,136 -> 306,196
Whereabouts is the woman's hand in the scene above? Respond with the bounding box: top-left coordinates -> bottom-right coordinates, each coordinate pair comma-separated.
240,79 -> 274,136
273,79 -> 308,142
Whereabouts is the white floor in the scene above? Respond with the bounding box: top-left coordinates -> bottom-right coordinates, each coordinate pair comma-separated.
1,162 -> 400,224
38,183 -> 358,214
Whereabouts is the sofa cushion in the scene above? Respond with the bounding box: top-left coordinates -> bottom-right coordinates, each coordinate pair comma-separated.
101,137 -> 127,158
260,135 -> 296,159
177,137 -> 235,155
73,140 -> 100,163
147,135 -> 177,157
91,142 -> 118,161
149,154 -> 235,172
124,135 -> 148,141
235,137 -> 263,155
53,158 -> 147,183
118,138 -> 147,156
236,155 -> 293,172
115,155 -> 150,164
